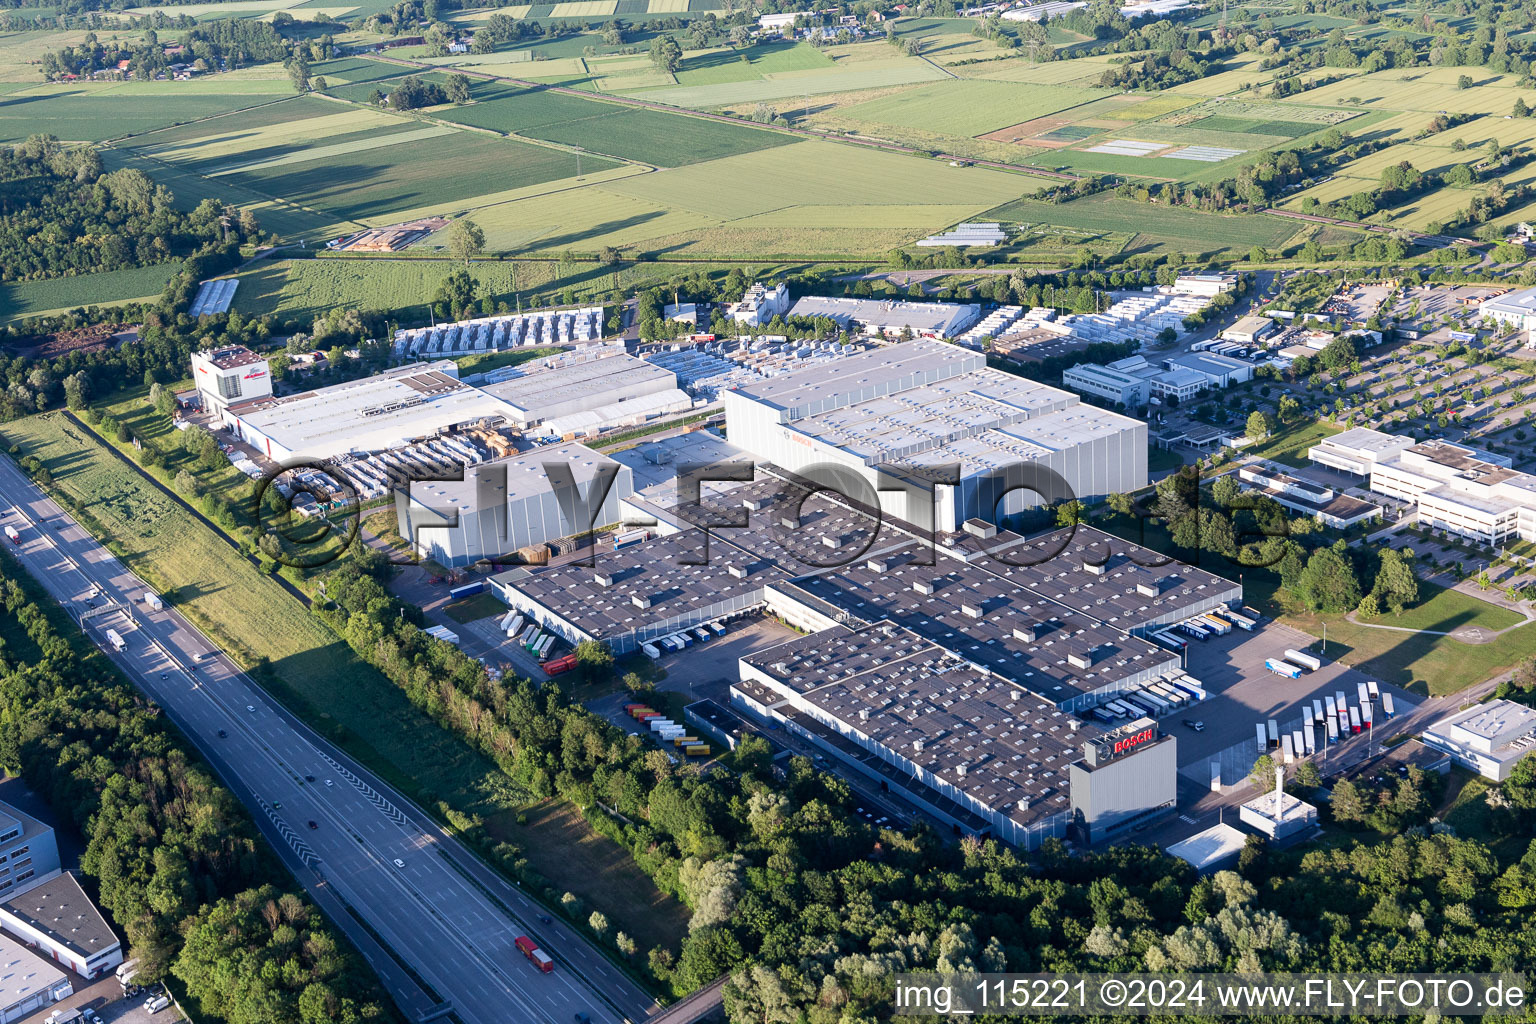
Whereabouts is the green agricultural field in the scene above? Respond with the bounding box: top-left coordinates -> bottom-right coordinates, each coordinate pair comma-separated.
984,193 -> 1298,255
628,60 -> 948,108
835,79 -> 1106,136
517,104 -> 795,166
0,83 -> 288,143
1,264 -> 178,323
142,117 -> 611,226
673,40 -> 833,85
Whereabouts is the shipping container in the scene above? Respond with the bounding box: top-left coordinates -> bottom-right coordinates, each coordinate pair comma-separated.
1092,708 -> 1118,723
642,643 -> 661,660
1267,720 -> 1279,748
613,529 -> 649,550
707,622 -> 726,637
1348,707 -> 1362,734
1367,680 -> 1380,701
692,627 -> 711,642
683,744 -> 710,756
1180,621 -> 1209,640
519,625 -> 538,646
1284,649 -> 1321,672
1282,734 -> 1295,763
449,580 -> 485,601
671,736 -> 698,747
1256,723 -> 1268,754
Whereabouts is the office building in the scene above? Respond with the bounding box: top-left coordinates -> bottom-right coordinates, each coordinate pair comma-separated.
190,345 -> 273,422
1309,429 -> 1536,544
396,442 -> 633,567
1421,700 -> 1536,781
0,871 -> 123,980
1171,274 -> 1236,298
721,339 -> 1146,534
0,802 -> 59,903
1236,465 -> 1381,529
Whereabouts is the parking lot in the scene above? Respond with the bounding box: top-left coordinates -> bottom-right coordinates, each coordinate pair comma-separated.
1171,619 -> 1420,786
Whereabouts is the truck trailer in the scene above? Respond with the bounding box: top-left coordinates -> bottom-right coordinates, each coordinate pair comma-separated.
3,525 -> 18,544
1382,692 -> 1396,717
1267,720 -> 1279,748
514,935 -> 553,973
105,628 -> 126,652
1265,658 -> 1304,679
1255,723 -> 1268,754
1284,649 -> 1322,672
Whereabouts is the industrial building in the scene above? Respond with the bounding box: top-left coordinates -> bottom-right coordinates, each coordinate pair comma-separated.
391,306 -> 603,361
1171,274 -> 1236,298
478,353 -> 685,434
720,339 -> 1147,534
643,337 -> 872,403
1166,823 -> 1248,873
1236,465 -> 1381,529
0,803 -> 58,903
1309,428 -> 1536,544
492,461 -> 1238,847
191,345 -> 273,422
0,933 -> 71,1024
215,360 -> 516,462
1238,770 -> 1318,841
1062,362 -> 1150,409
1477,285 -> 1536,331
785,296 -> 981,338
1421,700 -> 1536,781
916,223 -> 1006,247
1002,1 -> 1086,20
0,871 -> 122,980
726,282 -> 790,327
396,442 -> 633,567
735,620 -> 1153,848
1221,315 -> 1277,345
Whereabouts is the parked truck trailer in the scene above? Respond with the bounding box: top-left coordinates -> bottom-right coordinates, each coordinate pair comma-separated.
1285,649 -> 1322,672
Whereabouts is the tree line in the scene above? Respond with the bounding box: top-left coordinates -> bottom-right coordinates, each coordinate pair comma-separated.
1,136 -> 257,283
0,556 -> 390,1024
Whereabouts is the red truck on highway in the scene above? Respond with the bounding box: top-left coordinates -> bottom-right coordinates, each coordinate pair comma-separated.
514,935 -> 553,973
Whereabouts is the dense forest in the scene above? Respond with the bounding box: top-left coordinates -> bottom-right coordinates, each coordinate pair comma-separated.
0,135 -> 257,282
310,542 -> 1536,1023
0,555 -> 390,1024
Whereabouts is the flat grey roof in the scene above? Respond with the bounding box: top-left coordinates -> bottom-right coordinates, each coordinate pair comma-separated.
0,932 -> 68,1012
230,362 -> 515,456
403,441 -> 624,511
743,620 -> 1090,826
786,296 -> 977,334
480,354 -> 675,421
728,338 -> 977,414
0,872 -> 118,959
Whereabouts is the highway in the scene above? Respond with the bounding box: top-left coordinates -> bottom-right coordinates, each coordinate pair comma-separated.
0,454 -> 658,1024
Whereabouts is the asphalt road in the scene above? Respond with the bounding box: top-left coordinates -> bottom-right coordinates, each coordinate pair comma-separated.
0,456 -> 658,1024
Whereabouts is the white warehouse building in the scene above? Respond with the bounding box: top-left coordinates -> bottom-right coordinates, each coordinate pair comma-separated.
722,339 -> 1146,533
478,353 -> 685,432
396,442 -> 633,567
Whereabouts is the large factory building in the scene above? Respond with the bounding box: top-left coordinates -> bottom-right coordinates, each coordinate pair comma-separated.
721,340 -> 1146,534
396,442 -> 633,567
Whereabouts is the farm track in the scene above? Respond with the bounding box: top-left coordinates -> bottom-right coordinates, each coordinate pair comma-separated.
371,53 -> 1084,181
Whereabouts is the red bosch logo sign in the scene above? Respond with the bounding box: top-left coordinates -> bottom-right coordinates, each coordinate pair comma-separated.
1112,728 -> 1155,755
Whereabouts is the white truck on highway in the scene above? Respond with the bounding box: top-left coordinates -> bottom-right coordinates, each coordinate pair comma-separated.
3,524 -> 18,544
105,628 -> 127,652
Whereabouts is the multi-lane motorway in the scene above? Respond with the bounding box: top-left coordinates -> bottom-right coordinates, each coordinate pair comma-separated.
0,454 -> 658,1024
